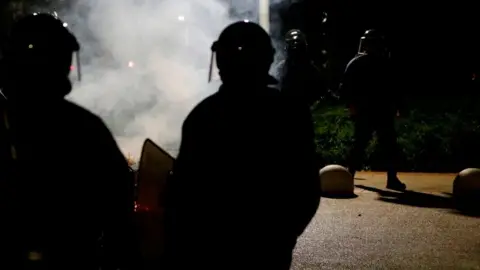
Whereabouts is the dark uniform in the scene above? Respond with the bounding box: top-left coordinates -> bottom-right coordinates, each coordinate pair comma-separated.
0,13 -> 139,269
340,29 -> 406,190
278,29 -> 327,169
279,29 -> 327,106
166,21 -> 320,270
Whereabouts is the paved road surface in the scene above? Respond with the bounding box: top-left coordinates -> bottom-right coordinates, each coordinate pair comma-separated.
291,172 -> 480,269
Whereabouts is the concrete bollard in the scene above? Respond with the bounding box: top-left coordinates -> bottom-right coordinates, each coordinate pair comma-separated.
319,164 -> 355,197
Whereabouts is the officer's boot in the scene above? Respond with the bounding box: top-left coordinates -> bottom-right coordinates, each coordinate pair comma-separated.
386,171 -> 406,191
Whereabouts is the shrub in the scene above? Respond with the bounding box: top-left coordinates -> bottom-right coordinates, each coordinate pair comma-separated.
312,97 -> 480,173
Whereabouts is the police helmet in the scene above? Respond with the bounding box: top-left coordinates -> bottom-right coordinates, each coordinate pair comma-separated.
209,20 -> 277,84
6,13 -> 80,79
2,13 -> 81,99
285,29 -> 307,51
358,29 -> 387,55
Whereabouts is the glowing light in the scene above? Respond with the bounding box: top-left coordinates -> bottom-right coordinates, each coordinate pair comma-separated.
70,65 -> 75,71
63,22 -> 68,27
128,61 -> 135,68
126,152 -> 136,165
322,12 -> 328,24
28,44 -> 33,49
134,202 -> 150,212
178,15 -> 185,21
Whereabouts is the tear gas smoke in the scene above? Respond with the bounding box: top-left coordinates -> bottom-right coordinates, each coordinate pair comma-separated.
60,0 -> 288,158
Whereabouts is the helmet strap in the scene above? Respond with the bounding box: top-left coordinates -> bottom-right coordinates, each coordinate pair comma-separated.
75,50 -> 81,82
208,51 -> 215,83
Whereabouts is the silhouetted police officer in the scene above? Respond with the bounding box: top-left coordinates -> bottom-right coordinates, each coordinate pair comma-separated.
279,29 -> 327,106
166,21 -> 320,270
340,29 -> 406,190
0,13 -> 139,269
278,29 -> 327,170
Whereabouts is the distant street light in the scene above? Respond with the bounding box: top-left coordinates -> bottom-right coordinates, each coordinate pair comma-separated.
177,15 -> 189,46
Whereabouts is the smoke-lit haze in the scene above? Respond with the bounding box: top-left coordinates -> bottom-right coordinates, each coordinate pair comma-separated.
61,0 -> 287,158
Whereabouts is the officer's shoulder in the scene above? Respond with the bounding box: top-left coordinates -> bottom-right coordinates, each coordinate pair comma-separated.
345,54 -> 368,70
182,93 -> 219,126
63,100 -> 110,131
267,86 -> 283,99
190,93 -> 218,113
348,54 -> 368,65
266,86 -> 292,107
253,86 -> 282,102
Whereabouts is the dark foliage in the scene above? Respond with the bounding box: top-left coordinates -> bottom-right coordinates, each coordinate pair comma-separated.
313,95 -> 480,172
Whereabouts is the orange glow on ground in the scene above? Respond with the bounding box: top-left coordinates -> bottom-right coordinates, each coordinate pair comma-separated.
126,153 -> 137,166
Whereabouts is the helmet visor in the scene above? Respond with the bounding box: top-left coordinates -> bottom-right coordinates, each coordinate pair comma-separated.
208,51 -> 220,82
358,36 -> 386,54
69,51 -> 81,83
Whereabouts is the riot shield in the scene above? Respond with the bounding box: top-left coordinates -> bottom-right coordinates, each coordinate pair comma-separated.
136,138 -> 174,212
134,138 -> 175,268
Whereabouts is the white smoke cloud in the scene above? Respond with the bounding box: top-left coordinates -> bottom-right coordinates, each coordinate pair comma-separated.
61,0 -> 287,158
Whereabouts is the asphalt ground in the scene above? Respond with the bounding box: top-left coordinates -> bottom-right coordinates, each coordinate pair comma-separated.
291,172 -> 480,270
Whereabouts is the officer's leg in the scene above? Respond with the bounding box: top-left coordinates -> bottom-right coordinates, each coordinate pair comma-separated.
347,116 -> 373,177
262,237 -> 296,270
376,118 -> 406,190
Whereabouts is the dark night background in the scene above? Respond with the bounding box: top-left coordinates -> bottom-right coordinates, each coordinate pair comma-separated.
275,0 -> 480,172
2,0 -> 480,172
283,0 -> 479,95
